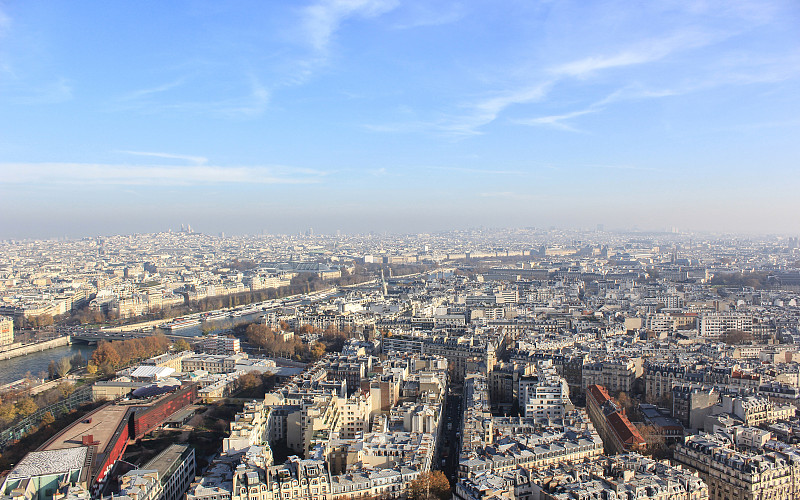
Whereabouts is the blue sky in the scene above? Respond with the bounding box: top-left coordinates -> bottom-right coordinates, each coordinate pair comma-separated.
1,0 -> 799,238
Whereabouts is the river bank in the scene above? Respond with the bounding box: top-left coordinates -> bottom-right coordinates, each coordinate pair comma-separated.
0,343 -> 95,386
0,336 -> 72,361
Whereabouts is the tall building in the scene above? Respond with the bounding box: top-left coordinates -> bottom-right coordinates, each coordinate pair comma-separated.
141,444 -> 196,500
0,316 -> 13,346
518,361 -> 571,419
675,433 -> 800,500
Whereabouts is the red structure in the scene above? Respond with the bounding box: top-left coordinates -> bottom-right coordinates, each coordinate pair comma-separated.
131,383 -> 198,439
36,382 -> 197,497
586,384 -> 645,454
93,419 -> 130,493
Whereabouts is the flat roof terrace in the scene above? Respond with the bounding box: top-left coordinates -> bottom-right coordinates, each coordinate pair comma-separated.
41,404 -> 130,452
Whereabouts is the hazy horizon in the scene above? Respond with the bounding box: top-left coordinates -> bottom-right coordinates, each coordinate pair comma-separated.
1,1 -> 799,239
2,222 -> 798,243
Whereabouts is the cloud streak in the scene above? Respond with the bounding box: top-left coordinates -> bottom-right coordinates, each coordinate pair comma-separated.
121,78 -> 186,101
117,151 -> 209,165
302,0 -> 398,53
375,26 -> 734,135
513,108 -> 599,132
431,166 -> 526,175
442,82 -> 553,135
1,163 -> 326,186
114,74 -> 271,118
549,29 -> 719,78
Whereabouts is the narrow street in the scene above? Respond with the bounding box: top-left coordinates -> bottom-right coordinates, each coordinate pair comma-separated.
438,383 -> 464,484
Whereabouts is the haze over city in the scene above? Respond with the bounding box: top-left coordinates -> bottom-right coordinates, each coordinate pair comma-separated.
1,0 -> 798,238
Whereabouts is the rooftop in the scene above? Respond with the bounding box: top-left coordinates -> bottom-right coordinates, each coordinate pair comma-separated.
7,447 -> 89,479
42,404 -> 130,452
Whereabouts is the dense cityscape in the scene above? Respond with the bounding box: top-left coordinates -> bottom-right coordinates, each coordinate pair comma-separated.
2,1 -> 798,500
0,228 -> 799,500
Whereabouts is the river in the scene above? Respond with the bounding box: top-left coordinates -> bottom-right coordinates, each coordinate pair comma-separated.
0,343 -> 96,386
159,312 -> 262,337
0,312 -> 264,387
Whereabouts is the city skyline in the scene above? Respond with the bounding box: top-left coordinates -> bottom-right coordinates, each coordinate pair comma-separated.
1,1 -> 799,238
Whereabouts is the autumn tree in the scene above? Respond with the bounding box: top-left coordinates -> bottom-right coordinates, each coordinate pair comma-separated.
174,339 -> 191,352
15,397 -> 38,417
92,341 -> 121,367
246,323 -> 271,350
57,382 -> 75,398
637,424 -> 667,457
237,372 -> 262,391
310,341 -> 326,360
0,403 -> 17,426
722,330 -> 754,345
615,391 -> 635,416
409,471 -> 451,500
90,334 -> 171,370
29,314 -> 54,329
41,411 -> 55,426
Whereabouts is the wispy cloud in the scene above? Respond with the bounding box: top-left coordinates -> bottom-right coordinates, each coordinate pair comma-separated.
431,166 -> 526,175
1,163 -> 326,186
13,77 -> 73,104
114,74 -> 271,118
121,78 -> 186,101
117,151 -> 209,165
513,108 -> 599,132
549,29 -> 719,78
392,3 -> 464,29
584,163 -> 662,173
302,0 -> 398,53
0,6 -> 10,35
225,75 -> 270,117
442,82 -> 553,135
373,28 -> 729,135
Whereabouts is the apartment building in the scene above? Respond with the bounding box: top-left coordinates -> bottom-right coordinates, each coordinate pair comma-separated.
675,434 -> 800,500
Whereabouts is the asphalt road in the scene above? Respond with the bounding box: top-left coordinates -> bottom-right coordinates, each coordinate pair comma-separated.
438,383 -> 464,484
